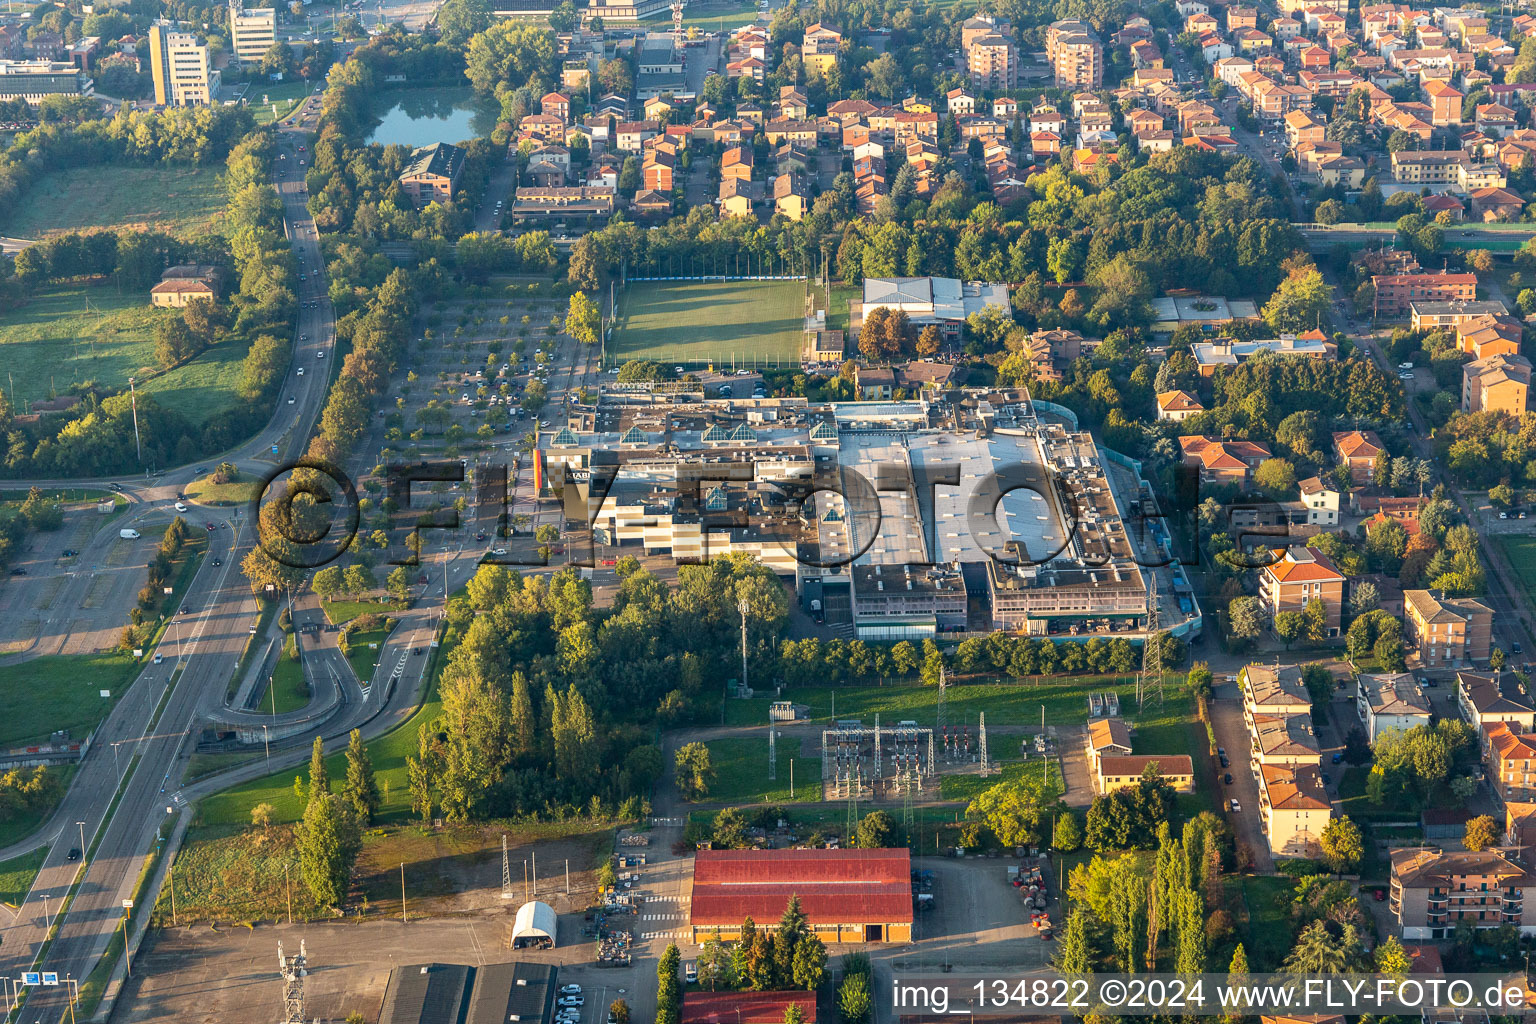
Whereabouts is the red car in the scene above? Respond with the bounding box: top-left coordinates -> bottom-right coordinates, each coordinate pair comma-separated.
205,522 -> 217,531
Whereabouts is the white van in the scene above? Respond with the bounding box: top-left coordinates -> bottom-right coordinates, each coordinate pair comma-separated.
119,529 -> 140,540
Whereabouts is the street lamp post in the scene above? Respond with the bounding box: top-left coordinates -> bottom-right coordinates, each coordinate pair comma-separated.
64,975 -> 81,1024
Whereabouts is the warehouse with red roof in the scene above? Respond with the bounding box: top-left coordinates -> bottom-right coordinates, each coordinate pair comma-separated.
687,848 -> 913,944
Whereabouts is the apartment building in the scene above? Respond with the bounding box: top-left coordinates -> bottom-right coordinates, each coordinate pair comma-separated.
1357,672 -> 1432,740
1487,722 -> 1536,804
1258,762 -> 1331,857
1405,589 -> 1494,668
228,3 -> 275,66
148,22 -> 217,107
1462,353 -> 1531,416
1409,300 -> 1511,331
969,29 -> 1019,91
1390,150 -> 1506,190
1389,847 -> 1536,939
398,142 -> 464,207
1456,313 -> 1524,359
1371,272 -> 1478,317
1241,663 -> 1312,731
1458,671 -> 1536,746
1251,713 -> 1323,770
1258,546 -> 1346,636
1046,20 -> 1102,88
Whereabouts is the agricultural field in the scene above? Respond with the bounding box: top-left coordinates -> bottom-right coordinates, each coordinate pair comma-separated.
0,165 -> 226,239
609,279 -> 807,369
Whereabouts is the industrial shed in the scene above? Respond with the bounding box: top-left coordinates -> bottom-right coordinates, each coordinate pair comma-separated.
688,848 -> 912,944
512,900 -> 558,948
378,962 -> 558,1024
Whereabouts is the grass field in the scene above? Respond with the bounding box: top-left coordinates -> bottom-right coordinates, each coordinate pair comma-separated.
263,655 -> 310,715
0,847 -> 47,907
344,628 -> 389,683
183,468 -> 262,505
0,283 -> 175,409
610,279 -> 807,369
1497,535 -> 1536,612
250,80 -> 314,125
724,675 -> 1152,729
701,736 -> 818,805
323,599 -> 395,625
139,335 -> 253,425
1234,874 -> 1298,971
0,654 -> 138,749
0,165 -> 226,239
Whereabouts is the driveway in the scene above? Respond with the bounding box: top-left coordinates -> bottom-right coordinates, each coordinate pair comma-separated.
1209,679 -> 1275,872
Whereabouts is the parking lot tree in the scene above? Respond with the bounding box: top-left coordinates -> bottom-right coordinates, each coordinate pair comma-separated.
1464,814 -> 1500,852
696,937 -> 735,990
1228,596 -> 1263,644
565,291 -> 601,346
386,566 -> 411,604
342,563 -> 375,598
608,1001 -> 629,1024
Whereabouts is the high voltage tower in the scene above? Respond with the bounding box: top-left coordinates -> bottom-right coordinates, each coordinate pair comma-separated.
978,713 -> 991,778
278,940 -> 308,1024
1138,570 -> 1163,709
768,726 -> 776,781
935,664 -> 948,740
501,835 -> 513,900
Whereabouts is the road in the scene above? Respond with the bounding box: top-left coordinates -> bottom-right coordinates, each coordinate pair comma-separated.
0,101 -> 364,1024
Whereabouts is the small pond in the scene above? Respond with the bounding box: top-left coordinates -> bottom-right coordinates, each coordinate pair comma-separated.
365,87 -> 500,147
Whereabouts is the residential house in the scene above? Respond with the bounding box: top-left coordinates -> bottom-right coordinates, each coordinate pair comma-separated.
1372,272 -> 1478,316
1423,79 -> 1463,125
1179,435 -> 1272,484
1297,476 -> 1341,527
855,365 -> 896,400
1469,187 -> 1525,222
717,176 -> 756,219
1459,670 -> 1536,743
1404,590 -> 1495,669
1098,755 -> 1196,794
1332,429 -> 1385,484
1156,390 -> 1205,421
772,173 -> 810,220
1457,314 -> 1523,359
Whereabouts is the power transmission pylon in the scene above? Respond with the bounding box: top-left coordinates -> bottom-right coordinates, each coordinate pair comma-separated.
278,940 -> 307,1024
935,664 -> 947,748
768,725 -> 776,781
873,713 -> 880,777
978,713 -> 991,778
501,835 -> 513,899
1139,570 -> 1163,709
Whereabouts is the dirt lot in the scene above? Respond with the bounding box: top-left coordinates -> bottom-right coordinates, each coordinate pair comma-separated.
0,510 -> 166,659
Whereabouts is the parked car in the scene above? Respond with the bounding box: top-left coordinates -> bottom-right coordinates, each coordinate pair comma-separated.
1223,772 -> 1232,785
1230,798 -> 1241,813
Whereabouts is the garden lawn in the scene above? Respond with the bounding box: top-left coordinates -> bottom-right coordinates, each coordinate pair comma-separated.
701,736 -> 818,804
0,655 -> 138,749
1337,763 -> 1423,823
0,165 -> 225,239
1235,874 -> 1298,972
0,847 -> 47,907
250,80 -> 313,125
